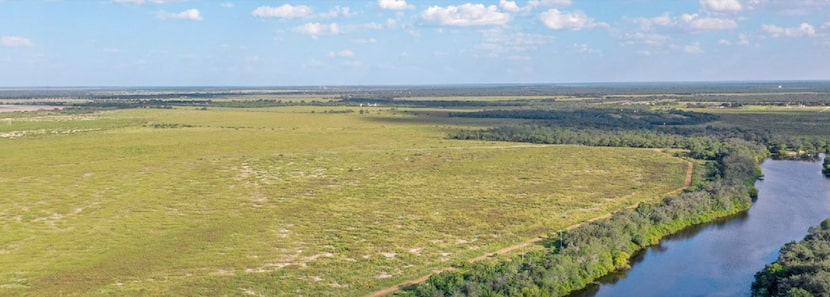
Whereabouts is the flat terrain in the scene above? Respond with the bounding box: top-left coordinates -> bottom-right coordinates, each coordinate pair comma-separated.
0,104 -> 63,113
710,106 -> 830,138
0,106 -> 687,296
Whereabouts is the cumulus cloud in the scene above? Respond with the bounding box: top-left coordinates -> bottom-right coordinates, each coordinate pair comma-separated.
220,2 -> 234,8
252,4 -> 312,18
683,14 -> 738,30
157,9 -> 202,21
294,22 -> 340,38
421,4 -> 510,27
699,0 -> 743,12
499,0 -> 522,12
540,9 -> 607,30
761,23 -> 816,37
1,36 -> 33,47
635,13 -> 737,31
683,42 -> 704,54
378,0 -> 414,10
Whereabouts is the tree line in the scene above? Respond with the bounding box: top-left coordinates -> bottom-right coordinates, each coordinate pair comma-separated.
752,219 -> 830,297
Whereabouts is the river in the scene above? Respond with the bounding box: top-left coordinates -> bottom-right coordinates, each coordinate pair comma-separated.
570,157 -> 830,297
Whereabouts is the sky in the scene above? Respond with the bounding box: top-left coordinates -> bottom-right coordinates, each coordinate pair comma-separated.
1,0 -> 830,86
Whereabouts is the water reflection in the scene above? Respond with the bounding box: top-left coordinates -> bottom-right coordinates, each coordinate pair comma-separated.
570,158 -> 830,297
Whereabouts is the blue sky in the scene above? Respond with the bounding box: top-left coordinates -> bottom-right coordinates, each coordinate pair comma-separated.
1,0 -> 829,86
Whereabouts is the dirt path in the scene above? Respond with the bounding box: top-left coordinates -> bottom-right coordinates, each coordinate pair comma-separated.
664,161 -> 694,196
364,161 -> 695,297
685,162 -> 694,187
363,216 -> 610,297
363,268 -> 454,297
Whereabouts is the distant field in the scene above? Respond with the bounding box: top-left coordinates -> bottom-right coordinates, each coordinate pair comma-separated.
0,107 -> 687,296
708,106 -> 830,138
394,96 -> 564,101
0,105 -> 64,113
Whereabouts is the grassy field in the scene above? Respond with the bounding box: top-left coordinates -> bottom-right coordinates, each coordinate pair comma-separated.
0,106 -> 688,296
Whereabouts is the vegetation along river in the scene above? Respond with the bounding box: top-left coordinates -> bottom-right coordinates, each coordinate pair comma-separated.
571,157 -> 830,297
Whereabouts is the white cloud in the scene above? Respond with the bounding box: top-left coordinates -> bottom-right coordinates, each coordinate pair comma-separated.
157,9 -> 202,21
330,49 -> 355,58
358,23 -> 385,30
499,0 -> 521,12
421,4 -> 510,27
1,36 -> 33,47
635,13 -> 737,31
721,33 -> 751,45
746,0 -> 830,16
294,22 -> 384,39
699,0 -> 743,12
378,0 -> 414,10
113,0 -> 180,4
386,18 -> 398,28
319,6 -> 353,18
823,21 -> 830,29
620,32 -> 671,47
528,0 -> 572,8
477,28 -> 553,58
637,50 -> 660,56
761,23 -> 816,37
681,14 -> 738,30
683,42 -> 704,54
354,38 -> 378,43
252,4 -> 312,18
220,2 -> 234,8
573,43 -> 602,55
540,9 -> 607,30
294,22 -> 340,38
738,33 -> 751,45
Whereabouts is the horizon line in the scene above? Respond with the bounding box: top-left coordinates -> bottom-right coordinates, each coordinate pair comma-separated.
2,79 -> 830,89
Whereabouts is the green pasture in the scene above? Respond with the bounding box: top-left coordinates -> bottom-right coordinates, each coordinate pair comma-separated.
0,107 -> 687,296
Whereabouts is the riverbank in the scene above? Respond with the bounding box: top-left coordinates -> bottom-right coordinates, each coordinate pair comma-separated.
580,157 -> 830,297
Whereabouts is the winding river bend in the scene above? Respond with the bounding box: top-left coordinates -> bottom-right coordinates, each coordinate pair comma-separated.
571,158 -> 830,297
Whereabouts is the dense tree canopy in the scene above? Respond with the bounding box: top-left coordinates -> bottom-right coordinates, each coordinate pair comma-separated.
753,219 -> 830,297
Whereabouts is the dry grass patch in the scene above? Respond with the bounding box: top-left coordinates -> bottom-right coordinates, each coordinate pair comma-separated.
0,107 -> 687,296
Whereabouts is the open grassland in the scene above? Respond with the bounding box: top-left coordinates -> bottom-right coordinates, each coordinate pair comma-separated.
0,107 -> 687,296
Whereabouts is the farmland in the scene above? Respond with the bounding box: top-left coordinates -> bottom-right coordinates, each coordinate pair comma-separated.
0,105 -> 688,296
